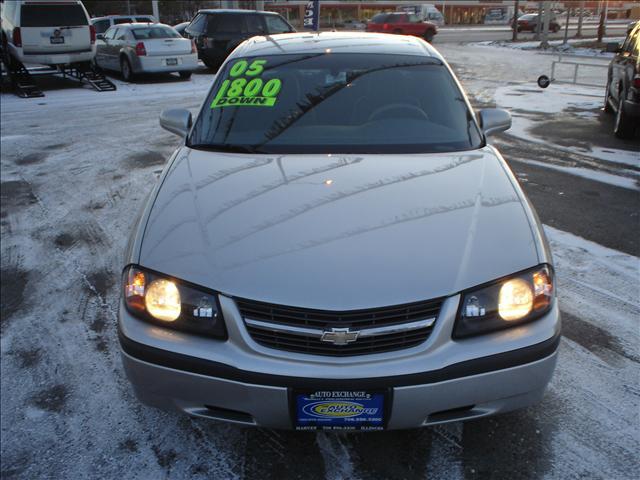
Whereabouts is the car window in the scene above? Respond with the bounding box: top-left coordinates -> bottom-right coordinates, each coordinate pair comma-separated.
213,14 -> 243,34
370,13 -> 390,24
187,13 -> 207,34
115,29 -> 128,41
21,4 -> 88,27
387,14 -> 405,24
408,14 -> 421,23
264,15 -> 291,34
104,27 -> 117,40
132,26 -> 180,39
189,53 -> 483,154
245,15 -> 265,35
135,17 -> 153,23
93,19 -> 111,34
114,17 -> 134,25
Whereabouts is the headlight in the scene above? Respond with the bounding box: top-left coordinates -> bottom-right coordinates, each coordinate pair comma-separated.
123,265 -> 226,339
454,265 -> 554,338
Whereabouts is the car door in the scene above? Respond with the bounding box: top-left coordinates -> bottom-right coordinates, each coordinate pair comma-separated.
611,30 -> 634,104
95,26 -> 112,67
103,28 -> 121,69
406,13 -> 423,36
245,14 -> 266,37
210,13 -> 246,56
621,27 -> 639,102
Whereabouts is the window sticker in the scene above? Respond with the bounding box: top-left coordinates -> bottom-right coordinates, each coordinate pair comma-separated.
210,59 -> 282,108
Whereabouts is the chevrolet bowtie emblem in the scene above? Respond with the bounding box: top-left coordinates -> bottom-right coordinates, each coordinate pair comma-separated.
320,327 -> 359,345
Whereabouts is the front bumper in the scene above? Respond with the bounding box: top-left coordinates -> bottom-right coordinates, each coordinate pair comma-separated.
118,294 -> 560,429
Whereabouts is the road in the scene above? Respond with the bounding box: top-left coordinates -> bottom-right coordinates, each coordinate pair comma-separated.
1,38 -> 638,480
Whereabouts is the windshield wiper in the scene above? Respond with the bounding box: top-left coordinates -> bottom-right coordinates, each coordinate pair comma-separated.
188,144 -> 265,154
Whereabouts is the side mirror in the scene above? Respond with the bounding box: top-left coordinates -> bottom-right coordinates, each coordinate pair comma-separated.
605,42 -> 620,53
478,108 -> 511,137
160,108 -> 192,137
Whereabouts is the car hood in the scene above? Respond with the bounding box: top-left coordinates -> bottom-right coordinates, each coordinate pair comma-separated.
139,147 -> 540,310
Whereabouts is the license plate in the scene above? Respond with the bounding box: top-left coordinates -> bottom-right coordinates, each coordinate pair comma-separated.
165,58 -> 178,66
293,390 -> 386,431
50,37 -> 64,44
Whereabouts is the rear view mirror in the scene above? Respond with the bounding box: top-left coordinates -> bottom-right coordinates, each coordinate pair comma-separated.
478,108 -> 511,136
160,108 -> 192,137
605,42 -> 620,53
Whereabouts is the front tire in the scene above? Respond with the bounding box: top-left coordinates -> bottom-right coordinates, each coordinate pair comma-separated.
120,57 -> 134,82
424,30 -> 435,43
604,80 -> 614,113
179,71 -> 192,79
614,95 -> 635,139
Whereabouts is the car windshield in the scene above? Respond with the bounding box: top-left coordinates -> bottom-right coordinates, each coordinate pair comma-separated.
370,14 -> 391,24
132,26 -> 180,39
188,53 -> 483,154
520,14 -> 537,20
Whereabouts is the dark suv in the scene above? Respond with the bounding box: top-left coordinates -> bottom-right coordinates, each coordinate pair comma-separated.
185,9 -> 295,69
604,22 -> 639,138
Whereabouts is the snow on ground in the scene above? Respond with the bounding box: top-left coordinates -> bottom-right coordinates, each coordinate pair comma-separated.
1,51 -> 639,479
473,36 -> 625,58
493,82 -> 639,188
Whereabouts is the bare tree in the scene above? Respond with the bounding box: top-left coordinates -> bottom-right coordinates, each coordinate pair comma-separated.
512,0 -> 520,42
540,0 -> 551,49
576,0 -> 585,38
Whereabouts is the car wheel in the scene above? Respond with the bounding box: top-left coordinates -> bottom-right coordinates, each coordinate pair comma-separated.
202,59 -> 220,71
517,26 -> 522,32
120,57 -> 134,82
424,30 -> 435,43
603,80 -> 614,113
614,94 -> 635,139
179,71 -> 192,80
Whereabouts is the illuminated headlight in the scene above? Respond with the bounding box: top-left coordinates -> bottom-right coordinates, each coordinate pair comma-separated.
454,265 -> 554,338
123,265 -> 226,339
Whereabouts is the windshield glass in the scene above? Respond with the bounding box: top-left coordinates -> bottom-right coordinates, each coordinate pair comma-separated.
132,26 -> 180,39
22,5 -> 88,27
188,53 -> 483,154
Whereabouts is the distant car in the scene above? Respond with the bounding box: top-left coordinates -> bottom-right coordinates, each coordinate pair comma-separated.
91,15 -> 156,37
366,12 -> 438,43
341,19 -> 367,31
0,0 -> 96,67
185,9 -> 295,70
514,13 -> 560,33
604,22 -> 639,138
173,21 -> 190,38
94,23 -> 197,81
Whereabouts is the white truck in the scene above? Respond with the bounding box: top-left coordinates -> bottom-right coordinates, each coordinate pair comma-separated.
396,4 -> 445,26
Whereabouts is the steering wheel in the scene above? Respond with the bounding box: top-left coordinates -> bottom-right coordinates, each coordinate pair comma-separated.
367,103 -> 429,122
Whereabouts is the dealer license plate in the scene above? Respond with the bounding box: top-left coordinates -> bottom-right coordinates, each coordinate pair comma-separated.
165,58 -> 178,66
50,37 -> 64,44
294,390 -> 386,431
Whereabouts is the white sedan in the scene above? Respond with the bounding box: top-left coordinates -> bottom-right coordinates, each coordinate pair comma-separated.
94,23 -> 197,81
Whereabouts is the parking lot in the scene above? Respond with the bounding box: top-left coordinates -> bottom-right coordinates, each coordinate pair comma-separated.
1,39 -> 639,480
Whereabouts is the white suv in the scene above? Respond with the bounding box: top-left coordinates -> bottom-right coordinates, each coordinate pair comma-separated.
1,0 -> 95,66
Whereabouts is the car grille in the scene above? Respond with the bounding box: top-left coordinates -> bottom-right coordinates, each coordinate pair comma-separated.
236,297 -> 443,356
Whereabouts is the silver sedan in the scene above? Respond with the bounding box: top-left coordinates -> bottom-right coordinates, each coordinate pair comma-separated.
118,32 -> 560,431
95,23 -> 197,81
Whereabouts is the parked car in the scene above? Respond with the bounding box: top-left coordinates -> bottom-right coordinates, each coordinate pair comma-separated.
119,32 -> 560,431
341,19 -> 367,31
366,12 -> 438,42
1,0 -> 95,66
514,13 -> 560,33
604,22 -> 639,138
94,23 -> 196,81
185,9 -> 295,70
397,4 -> 445,27
173,21 -> 190,38
91,15 -> 156,37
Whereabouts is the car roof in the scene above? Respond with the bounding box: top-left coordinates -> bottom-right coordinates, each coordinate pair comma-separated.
92,15 -> 154,20
197,9 -> 281,16
232,32 -> 439,60
108,22 -> 170,30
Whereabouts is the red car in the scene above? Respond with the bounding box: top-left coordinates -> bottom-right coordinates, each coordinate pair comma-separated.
366,12 -> 438,42
514,13 -> 560,33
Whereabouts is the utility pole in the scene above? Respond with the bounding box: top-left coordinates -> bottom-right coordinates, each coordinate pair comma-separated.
563,5 -> 570,44
540,0 -> 551,49
597,0 -> 607,42
512,0 -> 520,42
152,0 -> 159,21
576,0 -> 584,38
535,1 -> 543,40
